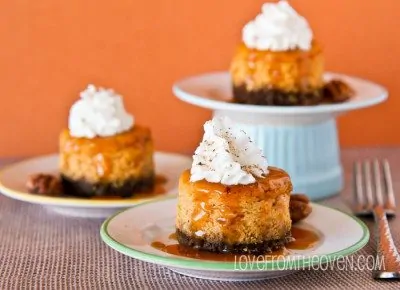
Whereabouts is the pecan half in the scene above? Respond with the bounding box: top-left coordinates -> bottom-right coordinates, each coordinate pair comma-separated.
26,173 -> 63,197
290,193 -> 312,223
323,79 -> 355,103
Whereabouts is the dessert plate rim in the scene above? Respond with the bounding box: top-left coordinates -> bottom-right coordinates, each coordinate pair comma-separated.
0,152 -> 192,208
173,71 -> 388,115
100,197 -> 370,272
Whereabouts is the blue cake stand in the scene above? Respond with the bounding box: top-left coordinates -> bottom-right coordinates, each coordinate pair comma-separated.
173,72 -> 388,200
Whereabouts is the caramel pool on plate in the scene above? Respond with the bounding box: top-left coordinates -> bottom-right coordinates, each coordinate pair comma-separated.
151,226 -> 320,262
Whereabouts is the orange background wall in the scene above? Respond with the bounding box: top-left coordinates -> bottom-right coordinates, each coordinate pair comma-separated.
0,0 -> 399,157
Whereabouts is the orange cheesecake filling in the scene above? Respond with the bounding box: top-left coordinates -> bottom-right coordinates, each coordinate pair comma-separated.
230,41 -> 324,92
177,167 -> 292,244
59,125 -> 154,183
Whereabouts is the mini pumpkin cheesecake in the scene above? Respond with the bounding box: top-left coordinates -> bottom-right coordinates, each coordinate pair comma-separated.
59,85 -> 155,198
175,117 -> 293,254
230,1 -> 324,106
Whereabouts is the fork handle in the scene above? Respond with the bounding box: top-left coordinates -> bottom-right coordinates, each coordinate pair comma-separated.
372,205 -> 400,279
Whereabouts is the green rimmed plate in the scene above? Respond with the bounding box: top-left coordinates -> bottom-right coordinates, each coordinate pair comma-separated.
100,198 -> 370,281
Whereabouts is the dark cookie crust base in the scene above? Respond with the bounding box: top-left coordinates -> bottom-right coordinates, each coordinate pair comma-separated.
176,229 -> 293,255
61,174 -> 155,198
233,85 -> 323,106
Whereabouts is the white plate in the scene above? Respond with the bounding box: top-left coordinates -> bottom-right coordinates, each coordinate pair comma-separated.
101,198 -> 369,281
173,72 -> 388,125
0,152 -> 191,218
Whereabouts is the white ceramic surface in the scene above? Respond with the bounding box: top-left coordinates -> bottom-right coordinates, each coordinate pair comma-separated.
0,152 -> 192,218
173,72 -> 387,125
101,198 -> 369,281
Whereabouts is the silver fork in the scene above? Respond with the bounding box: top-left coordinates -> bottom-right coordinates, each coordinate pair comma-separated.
353,159 -> 400,279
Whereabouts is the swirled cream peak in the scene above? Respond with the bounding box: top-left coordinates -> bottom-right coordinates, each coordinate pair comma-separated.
68,84 -> 134,138
242,1 -> 313,51
190,117 -> 268,185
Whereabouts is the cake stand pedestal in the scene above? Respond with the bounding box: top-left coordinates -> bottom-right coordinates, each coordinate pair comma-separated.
173,72 -> 387,200
213,111 -> 341,199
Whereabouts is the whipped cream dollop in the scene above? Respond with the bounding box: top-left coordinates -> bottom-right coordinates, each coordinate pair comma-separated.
190,117 -> 268,185
68,85 -> 134,138
242,0 -> 313,51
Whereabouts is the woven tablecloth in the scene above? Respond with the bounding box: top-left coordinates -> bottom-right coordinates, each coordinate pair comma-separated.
1,148 -> 400,289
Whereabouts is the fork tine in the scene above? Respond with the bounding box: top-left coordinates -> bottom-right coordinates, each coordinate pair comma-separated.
373,159 -> 384,206
363,160 -> 375,208
353,161 -> 365,212
383,159 -> 396,213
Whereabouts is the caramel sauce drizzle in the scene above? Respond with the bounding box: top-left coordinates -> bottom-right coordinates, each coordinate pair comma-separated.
61,127 -> 150,155
168,233 -> 177,240
287,227 -> 319,250
181,168 -> 291,244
